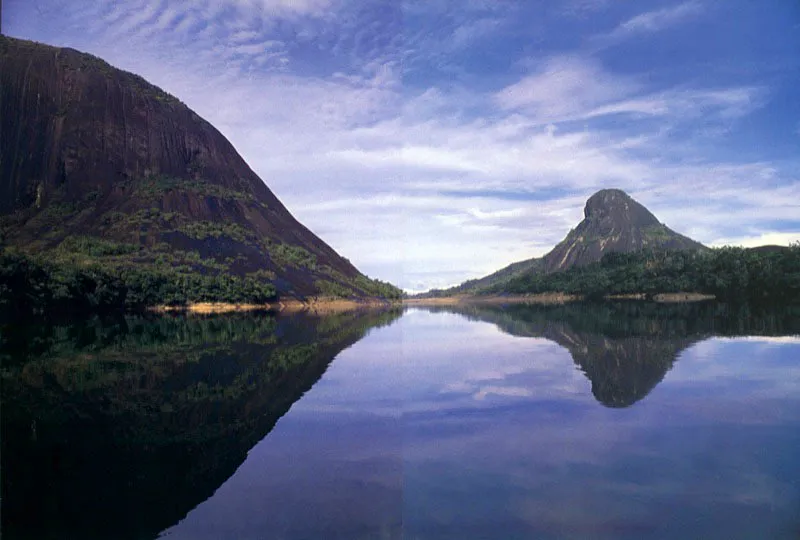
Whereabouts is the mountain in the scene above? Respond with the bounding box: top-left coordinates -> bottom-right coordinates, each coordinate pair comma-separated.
437,188 -> 706,295
542,189 -> 706,273
0,36 -> 396,300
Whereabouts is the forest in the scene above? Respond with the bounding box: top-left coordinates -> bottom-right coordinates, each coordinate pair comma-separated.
487,245 -> 800,302
0,248 -> 278,316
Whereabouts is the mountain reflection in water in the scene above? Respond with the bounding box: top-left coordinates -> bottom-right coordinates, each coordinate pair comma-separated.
1,302 -> 798,540
438,302 -> 800,408
0,310 -> 401,540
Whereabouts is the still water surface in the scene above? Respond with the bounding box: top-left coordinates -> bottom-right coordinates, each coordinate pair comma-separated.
2,303 -> 799,539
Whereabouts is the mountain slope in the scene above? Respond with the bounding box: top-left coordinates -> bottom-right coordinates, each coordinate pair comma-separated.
0,36 -> 396,299
542,189 -> 705,273
435,189 -> 706,295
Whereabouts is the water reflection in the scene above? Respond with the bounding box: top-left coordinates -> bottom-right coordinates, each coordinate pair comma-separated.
2,303 -> 799,540
435,302 -> 800,407
0,310 -> 401,540
160,302 -> 799,540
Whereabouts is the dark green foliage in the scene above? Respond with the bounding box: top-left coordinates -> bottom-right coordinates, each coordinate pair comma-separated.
132,175 -> 254,202
179,221 -> 254,243
58,236 -> 140,257
271,244 -> 318,269
0,249 -> 277,316
313,267 -> 404,299
353,275 -> 404,299
488,244 -> 800,302
315,279 -> 353,298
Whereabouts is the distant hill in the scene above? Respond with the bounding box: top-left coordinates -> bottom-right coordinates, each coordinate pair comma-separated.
429,188 -> 706,296
0,36 -> 398,301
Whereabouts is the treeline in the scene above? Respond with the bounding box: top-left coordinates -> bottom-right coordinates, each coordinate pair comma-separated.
487,245 -> 800,302
0,249 -> 277,317
351,275 -> 404,300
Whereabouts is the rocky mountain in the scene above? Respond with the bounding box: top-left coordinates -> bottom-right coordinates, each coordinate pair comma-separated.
437,188 -> 706,295
542,189 -> 705,273
0,36 -> 395,299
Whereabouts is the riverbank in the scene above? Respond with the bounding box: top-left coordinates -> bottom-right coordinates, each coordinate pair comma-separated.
405,291 -> 717,306
404,293 -> 580,306
153,297 -> 399,315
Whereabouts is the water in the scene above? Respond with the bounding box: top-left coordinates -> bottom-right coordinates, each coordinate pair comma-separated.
2,303 -> 799,539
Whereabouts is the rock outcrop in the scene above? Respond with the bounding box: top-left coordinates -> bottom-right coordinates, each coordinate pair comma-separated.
437,188 -> 706,295
0,36 -> 387,297
541,189 -> 705,273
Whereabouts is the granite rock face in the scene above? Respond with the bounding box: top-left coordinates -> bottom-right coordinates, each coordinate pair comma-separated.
0,36 -> 370,296
541,189 -> 706,272
435,188 -> 707,295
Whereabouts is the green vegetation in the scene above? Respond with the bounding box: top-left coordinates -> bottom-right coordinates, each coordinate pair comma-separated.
485,245 -> 800,302
352,274 -> 404,299
57,235 -> 139,257
315,275 -> 402,299
0,247 -> 277,316
642,224 -> 671,241
314,265 -> 403,299
271,243 -> 318,269
179,221 -> 255,244
131,175 -> 255,202
315,279 -> 353,298
0,230 -> 404,314
104,208 -> 179,230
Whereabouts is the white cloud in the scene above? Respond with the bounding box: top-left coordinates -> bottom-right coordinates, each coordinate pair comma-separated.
494,56 -> 762,127
495,56 -> 640,118
709,232 -> 800,248
5,0 -> 797,292
601,1 -> 704,43
113,47 -> 789,291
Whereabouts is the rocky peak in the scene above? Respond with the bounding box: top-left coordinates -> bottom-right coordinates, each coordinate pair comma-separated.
583,189 -> 660,228
540,188 -> 705,273
0,36 -> 396,298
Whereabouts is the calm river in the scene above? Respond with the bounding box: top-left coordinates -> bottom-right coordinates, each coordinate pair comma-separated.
2,303 -> 799,539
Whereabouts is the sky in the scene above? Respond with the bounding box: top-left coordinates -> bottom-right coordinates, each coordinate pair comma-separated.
5,0 -> 800,292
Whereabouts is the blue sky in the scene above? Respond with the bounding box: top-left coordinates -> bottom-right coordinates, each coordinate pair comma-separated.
6,0 -> 800,291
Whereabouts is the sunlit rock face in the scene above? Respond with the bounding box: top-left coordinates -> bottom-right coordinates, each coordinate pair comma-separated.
542,189 -> 706,273
442,188 -> 707,295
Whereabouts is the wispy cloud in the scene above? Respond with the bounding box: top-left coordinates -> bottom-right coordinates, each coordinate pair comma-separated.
559,0 -> 614,18
495,55 -> 641,118
598,1 -> 705,44
5,0 -> 799,291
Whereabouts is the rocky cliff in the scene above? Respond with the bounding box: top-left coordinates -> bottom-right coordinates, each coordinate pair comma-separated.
0,36 -> 390,298
541,189 -> 705,273
437,188 -> 706,295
